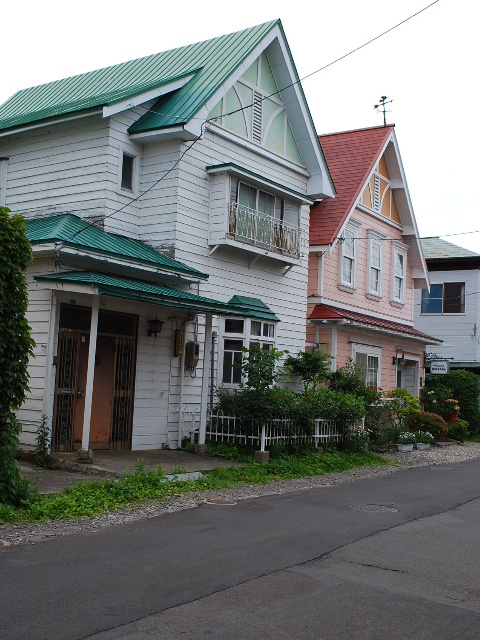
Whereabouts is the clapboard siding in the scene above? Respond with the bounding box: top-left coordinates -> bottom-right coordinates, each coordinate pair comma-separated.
414,268 -> 480,362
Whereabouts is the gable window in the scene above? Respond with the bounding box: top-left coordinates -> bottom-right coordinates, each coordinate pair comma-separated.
391,242 -> 407,304
421,282 -> 465,314
121,153 -> 135,191
339,221 -> 361,291
0,158 -> 8,207
221,317 -> 276,385
367,231 -> 385,298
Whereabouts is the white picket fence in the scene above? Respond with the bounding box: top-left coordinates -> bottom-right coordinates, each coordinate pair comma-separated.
183,410 -> 347,452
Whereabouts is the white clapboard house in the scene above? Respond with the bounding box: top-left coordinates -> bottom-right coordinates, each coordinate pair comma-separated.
0,21 -> 334,453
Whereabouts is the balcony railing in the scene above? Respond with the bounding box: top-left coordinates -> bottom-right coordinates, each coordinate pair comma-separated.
228,203 -> 301,259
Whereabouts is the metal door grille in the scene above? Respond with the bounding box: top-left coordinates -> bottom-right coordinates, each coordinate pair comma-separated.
52,330 -> 81,451
110,337 -> 135,450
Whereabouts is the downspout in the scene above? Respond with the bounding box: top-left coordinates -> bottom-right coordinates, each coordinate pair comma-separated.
177,316 -> 194,449
331,323 -> 338,372
43,291 -> 57,436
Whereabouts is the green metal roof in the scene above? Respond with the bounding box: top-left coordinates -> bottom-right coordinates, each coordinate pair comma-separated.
35,271 -> 245,316
421,238 -> 480,260
228,296 -> 280,321
0,21 -> 278,133
26,214 -> 207,279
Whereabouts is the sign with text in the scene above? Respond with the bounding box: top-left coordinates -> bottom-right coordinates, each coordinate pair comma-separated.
430,360 -> 450,375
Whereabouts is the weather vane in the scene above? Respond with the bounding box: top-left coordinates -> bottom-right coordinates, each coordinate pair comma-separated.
374,95 -> 393,126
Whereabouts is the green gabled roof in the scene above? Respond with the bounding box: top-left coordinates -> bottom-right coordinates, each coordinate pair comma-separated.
421,238 -> 480,260
0,21 -> 278,133
228,296 -> 280,321
26,214 -> 207,279
35,271 -> 245,316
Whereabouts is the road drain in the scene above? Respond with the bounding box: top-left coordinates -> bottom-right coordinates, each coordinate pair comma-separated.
348,504 -> 398,513
204,499 -> 237,506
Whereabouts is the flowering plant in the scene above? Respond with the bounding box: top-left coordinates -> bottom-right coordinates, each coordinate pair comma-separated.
397,431 -> 416,444
444,398 -> 460,415
414,430 -> 435,444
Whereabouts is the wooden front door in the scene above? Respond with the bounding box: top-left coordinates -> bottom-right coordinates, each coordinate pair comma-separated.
52,306 -> 137,452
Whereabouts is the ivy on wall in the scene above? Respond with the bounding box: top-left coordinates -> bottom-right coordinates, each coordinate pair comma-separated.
0,207 -> 35,504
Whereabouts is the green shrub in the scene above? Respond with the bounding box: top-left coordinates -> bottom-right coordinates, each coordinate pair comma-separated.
414,430 -> 435,444
384,388 -> 420,429
284,350 -> 331,389
424,370 -> 480,433
447,418 -> 470,443
328,362 -> 381,405
406,411 -> 447,440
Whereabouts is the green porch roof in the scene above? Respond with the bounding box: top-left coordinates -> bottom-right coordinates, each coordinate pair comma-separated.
35,271 -> 245,316
0,21 -> 278,133
26,214 -> 207,279
228,296 -> 280,321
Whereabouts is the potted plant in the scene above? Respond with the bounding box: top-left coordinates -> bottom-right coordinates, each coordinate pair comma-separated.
406,411 -> 448,443
397,431 -> 416,452
414,430 -> 435,450
443,398 -> 460,424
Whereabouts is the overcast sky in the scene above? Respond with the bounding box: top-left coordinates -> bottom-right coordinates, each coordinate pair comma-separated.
2,0 -> 478,251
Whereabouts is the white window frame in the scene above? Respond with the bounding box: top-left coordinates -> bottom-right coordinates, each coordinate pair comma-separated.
117,149 -> 139,195
0,157 -> 8,207
366,230 -> 386,300
391,241 -> 408,305
339,219 -> 361,292
220,317 -> 277,387
351,343 -> 382,388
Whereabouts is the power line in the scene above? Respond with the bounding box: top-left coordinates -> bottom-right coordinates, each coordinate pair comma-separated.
57,0 -> 441,252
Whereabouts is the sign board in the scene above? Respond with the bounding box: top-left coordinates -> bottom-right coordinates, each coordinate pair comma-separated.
430,360 -> 450,375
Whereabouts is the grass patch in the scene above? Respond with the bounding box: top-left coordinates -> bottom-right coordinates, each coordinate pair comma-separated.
0,452 -> 391,525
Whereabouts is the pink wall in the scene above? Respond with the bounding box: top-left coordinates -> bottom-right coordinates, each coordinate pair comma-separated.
308,207 -> 414,324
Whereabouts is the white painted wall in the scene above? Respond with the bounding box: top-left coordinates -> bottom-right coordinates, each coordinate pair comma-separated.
414,268 -> 480,363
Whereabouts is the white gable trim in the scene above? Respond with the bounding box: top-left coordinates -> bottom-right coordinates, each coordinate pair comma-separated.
102,74 -> 196,118
186,24 -> 335,200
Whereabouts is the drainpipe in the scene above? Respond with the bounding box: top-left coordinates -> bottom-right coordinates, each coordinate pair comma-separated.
43,291 -> 57,436
177,316 -> 195,449
331,324 -> 338,372
80,296 -> 99,458
210,331 -> 217,410
198,314 -> 213,450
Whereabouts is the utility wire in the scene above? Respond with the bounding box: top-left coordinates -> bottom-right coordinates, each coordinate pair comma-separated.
56,0 -> 441,254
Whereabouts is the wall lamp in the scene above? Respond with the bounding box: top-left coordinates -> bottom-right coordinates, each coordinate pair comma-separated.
148,317 -> 164,339
393,348 -> 406,366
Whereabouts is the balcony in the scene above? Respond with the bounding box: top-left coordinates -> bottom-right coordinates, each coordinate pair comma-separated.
226,203 -> 301,261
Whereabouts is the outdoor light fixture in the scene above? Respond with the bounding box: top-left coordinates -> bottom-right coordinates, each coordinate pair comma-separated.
147,317 -> 164,339
393,348 -> 406,366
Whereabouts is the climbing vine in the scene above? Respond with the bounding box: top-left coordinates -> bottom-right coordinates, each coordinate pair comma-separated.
0,207 -> 35,504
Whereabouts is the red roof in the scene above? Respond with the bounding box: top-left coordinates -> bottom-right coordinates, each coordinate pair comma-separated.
309,303 -> 441,344
311,125 -> 394,246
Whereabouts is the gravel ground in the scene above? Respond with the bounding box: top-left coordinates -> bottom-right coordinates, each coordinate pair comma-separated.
1,443 -> 480,547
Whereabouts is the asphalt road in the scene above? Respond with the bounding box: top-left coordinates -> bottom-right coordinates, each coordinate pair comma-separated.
2,460 -> 480,640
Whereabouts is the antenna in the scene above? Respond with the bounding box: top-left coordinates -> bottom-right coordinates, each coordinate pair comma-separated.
374,95 -> 393,126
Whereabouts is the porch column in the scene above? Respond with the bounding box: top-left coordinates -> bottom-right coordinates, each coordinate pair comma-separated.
81,296 -> 100,453
198,313 -> 213,448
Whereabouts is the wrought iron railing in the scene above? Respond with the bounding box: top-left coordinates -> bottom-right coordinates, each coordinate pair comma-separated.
228,203 -> 301,259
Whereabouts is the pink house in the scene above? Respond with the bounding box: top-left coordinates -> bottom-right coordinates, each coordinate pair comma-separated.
307,125 -> 440,396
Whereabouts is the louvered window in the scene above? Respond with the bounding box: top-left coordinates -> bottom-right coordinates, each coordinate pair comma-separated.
252,91 -> 263,143
373,175 -> 380,211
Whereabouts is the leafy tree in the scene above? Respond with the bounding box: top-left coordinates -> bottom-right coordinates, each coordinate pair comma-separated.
284,349 -> 331,389
0,207 -> 34,505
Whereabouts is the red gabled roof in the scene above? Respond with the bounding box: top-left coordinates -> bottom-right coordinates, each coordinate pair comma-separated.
309,303 -> 442,344
310,125 -> 394,246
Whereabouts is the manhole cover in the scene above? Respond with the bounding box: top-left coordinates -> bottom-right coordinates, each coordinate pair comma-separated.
348,504 -> 398,513
204,499 -> 237,506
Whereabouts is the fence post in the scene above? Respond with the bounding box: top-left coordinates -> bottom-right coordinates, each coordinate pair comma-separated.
254,423 -> 269,464
314,419 -> 319,448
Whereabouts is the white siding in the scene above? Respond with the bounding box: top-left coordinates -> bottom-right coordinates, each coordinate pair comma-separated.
414,268 -> 480,363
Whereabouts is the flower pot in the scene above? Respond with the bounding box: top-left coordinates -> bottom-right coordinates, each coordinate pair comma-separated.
438,435 -> 446,442
444,413 -> 457,424
416,443 -> 431,451
397,444 -> 414,452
